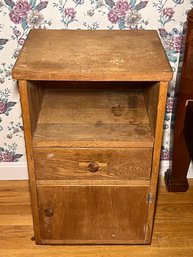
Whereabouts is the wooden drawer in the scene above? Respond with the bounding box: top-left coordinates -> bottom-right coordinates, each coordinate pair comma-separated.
37,182 -> 149,244
34,148 -> 152,180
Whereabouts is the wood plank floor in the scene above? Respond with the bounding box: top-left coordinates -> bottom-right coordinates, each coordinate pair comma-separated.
0,178 -> 193,257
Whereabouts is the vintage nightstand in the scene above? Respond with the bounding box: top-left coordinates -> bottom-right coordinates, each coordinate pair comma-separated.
13,29 -> 172,244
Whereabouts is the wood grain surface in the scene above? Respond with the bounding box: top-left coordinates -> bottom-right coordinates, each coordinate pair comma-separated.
12,30 -> 172,81
37,184 -> 149,243
1,179 -> 193,256
143,82 -> 160,136
18,81 -> 41,242
26,81 -> 43,136
34,147 -> 152,180
145,82 -> 168,242
33,87 -> 154,148
36,180 -> 150,186
14,30 -> 172,245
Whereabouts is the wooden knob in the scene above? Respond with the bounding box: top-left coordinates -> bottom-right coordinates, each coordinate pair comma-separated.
88,162 -> 99,173
44,208 -> 54,217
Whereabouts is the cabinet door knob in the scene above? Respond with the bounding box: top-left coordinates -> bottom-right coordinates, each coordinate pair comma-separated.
44,208 -> 54,217
88,162 -> 99,173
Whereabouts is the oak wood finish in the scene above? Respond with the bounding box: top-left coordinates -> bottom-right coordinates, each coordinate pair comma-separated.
33,88 -> 153,148
13,30 -> 172,82
34,148 -> 152,180
36,180 -> 150,186
13,30 -> 172,244
26,81 -> 44,136
18,81 -> 41,242
1,180 -> 193,256
145,82 -> 168,242
165,8 -> 193,192
143,82 -> 160,136
37,184 -> 149,244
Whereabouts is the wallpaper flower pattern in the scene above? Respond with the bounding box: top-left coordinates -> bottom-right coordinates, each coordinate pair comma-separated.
0,0 -> 192,173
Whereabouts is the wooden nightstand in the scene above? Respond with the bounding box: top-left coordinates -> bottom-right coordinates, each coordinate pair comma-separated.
13,30 -> 172,244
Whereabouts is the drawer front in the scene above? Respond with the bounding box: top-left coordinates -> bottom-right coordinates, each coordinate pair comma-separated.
37,183 -> 149,243
34,148 -> 152,180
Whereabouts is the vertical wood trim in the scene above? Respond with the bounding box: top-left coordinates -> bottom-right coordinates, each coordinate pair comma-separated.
27,81 -> 44,137
145,81 -> 168,242
18,80 -> 41,243
143,82 -> 160,137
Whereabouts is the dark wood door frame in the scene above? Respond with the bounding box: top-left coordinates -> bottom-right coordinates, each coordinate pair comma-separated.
165,8 -> 193,192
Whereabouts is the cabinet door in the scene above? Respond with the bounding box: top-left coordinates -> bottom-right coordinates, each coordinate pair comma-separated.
37,184 -> 149,244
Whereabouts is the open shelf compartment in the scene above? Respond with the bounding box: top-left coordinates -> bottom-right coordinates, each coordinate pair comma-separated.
32,81 -> 155,148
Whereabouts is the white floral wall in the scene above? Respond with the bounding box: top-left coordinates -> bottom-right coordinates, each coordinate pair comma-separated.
0,0 -> 193,179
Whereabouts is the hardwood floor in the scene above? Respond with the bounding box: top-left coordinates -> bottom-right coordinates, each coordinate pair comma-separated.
0,178 -> 193,256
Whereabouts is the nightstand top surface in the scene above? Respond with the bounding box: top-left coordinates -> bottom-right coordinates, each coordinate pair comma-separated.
13,29 -> 172,81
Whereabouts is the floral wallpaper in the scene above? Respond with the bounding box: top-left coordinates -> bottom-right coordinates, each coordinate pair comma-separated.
0,0 -> 192,174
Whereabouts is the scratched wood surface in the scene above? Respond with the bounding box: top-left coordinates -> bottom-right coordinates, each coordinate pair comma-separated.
37,184 -> 149,244
18,81 -> 41,242
0,179 -> 193,256
34,147 -> 152,180
143,82 -> 160,136
144,82 -> 169,242
12,30 -> 172,81
33,88 -> 154,148
13,30 -> 172,245
26,81 -> 44,136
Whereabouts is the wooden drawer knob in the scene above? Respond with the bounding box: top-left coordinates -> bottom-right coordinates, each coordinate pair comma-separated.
88,162 -> 99,173
44,208 -> 54,217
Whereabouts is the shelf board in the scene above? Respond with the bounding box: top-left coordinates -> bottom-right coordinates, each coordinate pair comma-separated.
33,89 -> 154,148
